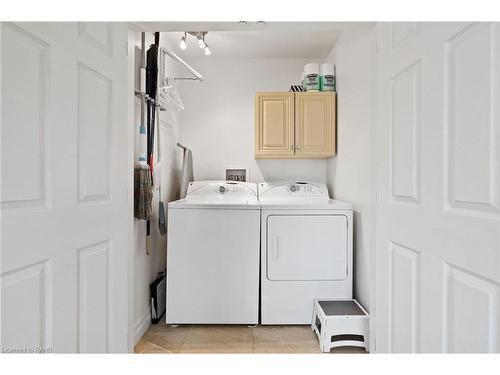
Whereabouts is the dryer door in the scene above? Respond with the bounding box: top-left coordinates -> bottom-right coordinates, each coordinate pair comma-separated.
266,214 -> 348,281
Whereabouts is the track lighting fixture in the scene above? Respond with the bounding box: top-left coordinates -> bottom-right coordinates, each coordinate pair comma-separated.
178,31 -> 212,56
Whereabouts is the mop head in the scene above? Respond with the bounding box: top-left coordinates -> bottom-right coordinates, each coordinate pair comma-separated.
134,164 -> 153,220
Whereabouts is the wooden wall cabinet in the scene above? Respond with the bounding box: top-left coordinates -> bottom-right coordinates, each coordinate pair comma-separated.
255,92 -> 336,159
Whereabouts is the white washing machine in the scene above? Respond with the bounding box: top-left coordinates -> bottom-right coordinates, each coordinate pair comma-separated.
258,181 -> 353,324
166,181 -> 260,324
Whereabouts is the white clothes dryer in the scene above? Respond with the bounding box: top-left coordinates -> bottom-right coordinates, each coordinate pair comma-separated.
258,181 -> 353,324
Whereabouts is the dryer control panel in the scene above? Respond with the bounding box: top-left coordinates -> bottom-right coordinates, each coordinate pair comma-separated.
258,182 -> 330,203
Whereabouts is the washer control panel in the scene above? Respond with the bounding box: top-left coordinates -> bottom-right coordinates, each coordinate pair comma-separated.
186,181 -> 258,202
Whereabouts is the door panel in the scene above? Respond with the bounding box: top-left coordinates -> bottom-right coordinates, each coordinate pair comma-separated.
295,92 -> 335,158
255,92 -> 294,158
77,62 -> 112,203
1,23 -> 49,210
266,215 -> 347,281
375,22 -> 500,353
1,260 -> 50,349
445,23 -> 498,213
1,22 -> 130,353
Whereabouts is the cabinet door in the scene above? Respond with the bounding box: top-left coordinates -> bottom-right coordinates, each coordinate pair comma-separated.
255,92 -> 295,158
295,92 -> 336,158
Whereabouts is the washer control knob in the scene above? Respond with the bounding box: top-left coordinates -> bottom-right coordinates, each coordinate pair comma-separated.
219,186 -> 226,194
289,184 -> 297,192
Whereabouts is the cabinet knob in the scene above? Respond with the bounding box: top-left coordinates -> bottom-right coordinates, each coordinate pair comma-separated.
291,145 -> 295,150
296,145 -> 301,150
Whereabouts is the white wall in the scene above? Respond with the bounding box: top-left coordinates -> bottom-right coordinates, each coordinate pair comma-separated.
178,58 -> 327,183
325,28 -> 377,325
132,33 -> 183,345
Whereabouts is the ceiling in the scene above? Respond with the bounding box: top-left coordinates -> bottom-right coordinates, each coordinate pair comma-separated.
133,22 -> 374,59
163,31 -> 341,59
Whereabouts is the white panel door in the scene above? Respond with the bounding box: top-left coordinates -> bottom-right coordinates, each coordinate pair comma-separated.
267,215 -> 347,281
375,22 -> 500,353
1,22 -> 130,353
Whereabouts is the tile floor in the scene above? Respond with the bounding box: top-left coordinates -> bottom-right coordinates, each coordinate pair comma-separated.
135,321 -> 368,354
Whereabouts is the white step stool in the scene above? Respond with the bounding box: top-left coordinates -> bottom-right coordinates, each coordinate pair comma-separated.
311,299 -> 369,353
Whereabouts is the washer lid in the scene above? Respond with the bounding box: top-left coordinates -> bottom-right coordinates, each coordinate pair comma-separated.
170,181 -> 259,208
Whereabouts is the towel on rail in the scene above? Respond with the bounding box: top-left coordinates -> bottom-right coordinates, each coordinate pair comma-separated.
180,147 -> 194,199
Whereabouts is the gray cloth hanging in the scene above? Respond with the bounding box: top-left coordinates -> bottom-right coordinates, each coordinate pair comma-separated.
180,148 -> 194,199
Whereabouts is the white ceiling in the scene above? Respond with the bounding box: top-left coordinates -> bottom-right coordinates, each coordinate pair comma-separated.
133,22 -> 374,59
163,30 -> 341,59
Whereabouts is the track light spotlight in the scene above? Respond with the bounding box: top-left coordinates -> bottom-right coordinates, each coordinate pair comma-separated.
204,44 -> 211,56
198,35 -> 206,49
179,33 -> 187,50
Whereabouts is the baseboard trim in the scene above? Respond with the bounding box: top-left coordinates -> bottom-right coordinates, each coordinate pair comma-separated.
134,307 -> 151,346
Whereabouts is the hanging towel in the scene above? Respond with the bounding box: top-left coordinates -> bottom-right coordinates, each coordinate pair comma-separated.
180,148 -> 194,199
